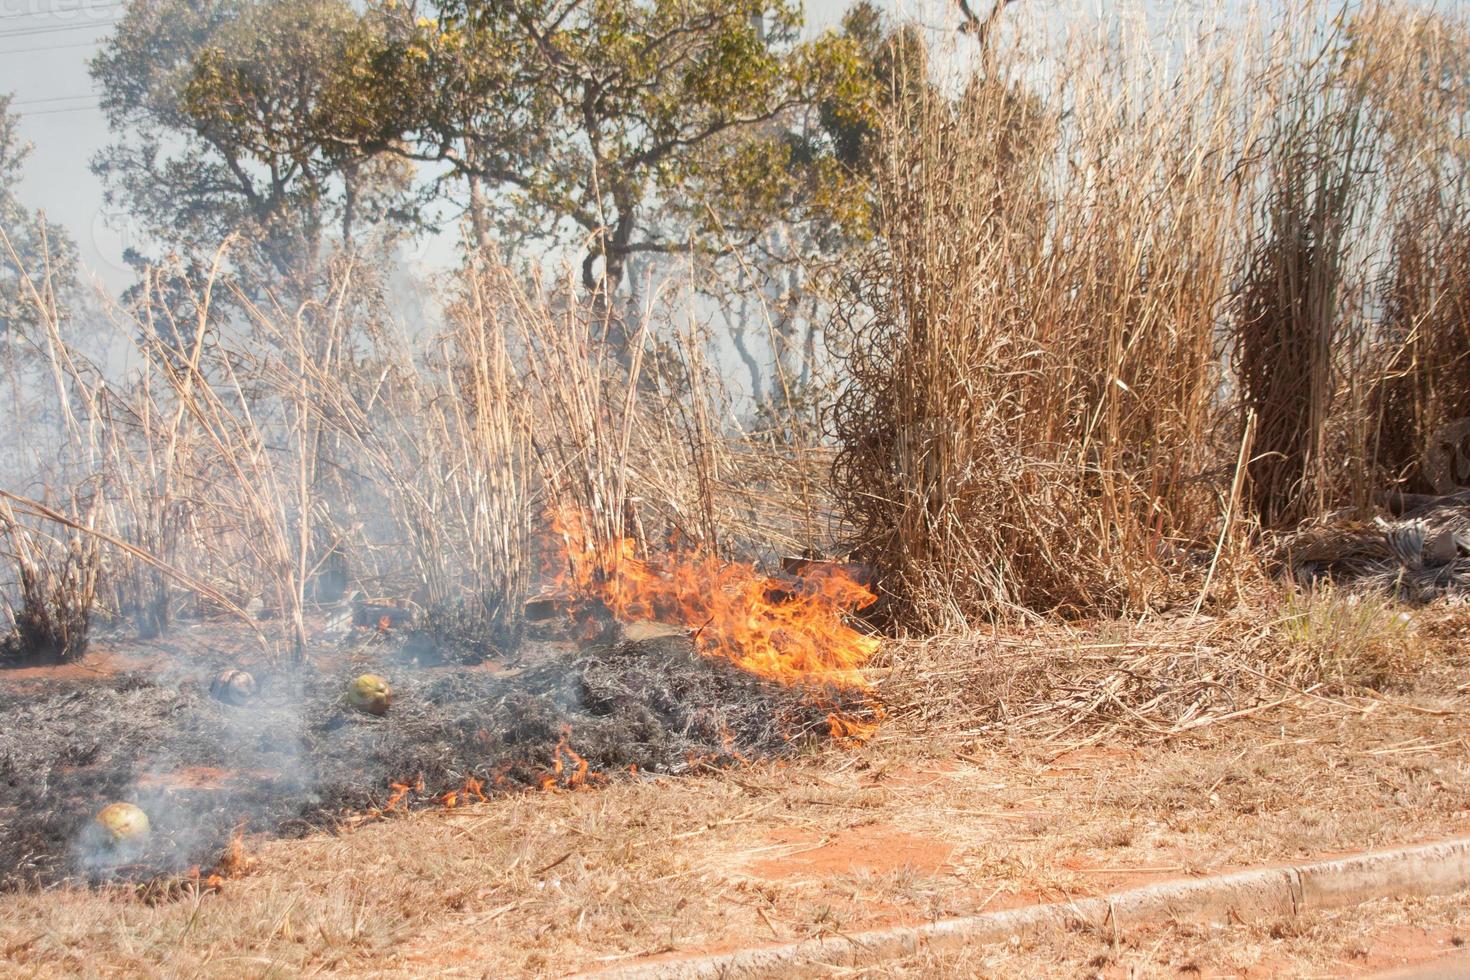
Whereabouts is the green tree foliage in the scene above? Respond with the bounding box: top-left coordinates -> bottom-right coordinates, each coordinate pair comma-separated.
821,2 -> 926,179
90,0 -> 412,286
715,2 -> 923,413
90,0 -> 893,349
0,94 -> 78,336
339,0 -> 879,296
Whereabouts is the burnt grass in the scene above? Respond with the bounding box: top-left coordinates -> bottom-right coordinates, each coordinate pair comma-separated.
0,630 -> 874,889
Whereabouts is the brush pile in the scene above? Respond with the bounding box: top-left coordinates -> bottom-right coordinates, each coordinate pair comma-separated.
1277,494 -> 1470,601
882,586 -> 1435,744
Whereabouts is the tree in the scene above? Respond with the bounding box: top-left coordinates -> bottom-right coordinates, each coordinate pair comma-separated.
91,0 -> 881,366
0,94 -> 78,336
349,0 -> 872,307
90,0 -> 413,291
712,1 -> 924,417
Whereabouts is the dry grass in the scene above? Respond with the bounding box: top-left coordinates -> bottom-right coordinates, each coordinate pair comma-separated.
832,8 -> 1262,627
1235,17 -> 1376,529
0,501 -> 101,663
0,246 -> 840,662
1,8 -> 1469,970
879,588 -> 1454,744
828,1 -> 1470,626
1,3 -> 1468,665
0,610 -> 1466,976
1353,5 -> 1470,495
785,892 -> 1470,978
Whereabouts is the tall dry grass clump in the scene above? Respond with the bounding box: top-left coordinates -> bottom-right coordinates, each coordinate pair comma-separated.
1235,26 -> 1376,528
0,501 -> 101,663
1352,6 -> 1470,494
831,1 -> 1470,624
831,19 -> 1258,627
1372,197 -> 1470,494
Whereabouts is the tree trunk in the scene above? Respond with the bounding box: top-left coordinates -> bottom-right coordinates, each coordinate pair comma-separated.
583,206 -> 639,365
467,172 -> 491,254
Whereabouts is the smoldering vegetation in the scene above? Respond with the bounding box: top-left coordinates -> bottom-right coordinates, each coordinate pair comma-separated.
0,628 -> 872,889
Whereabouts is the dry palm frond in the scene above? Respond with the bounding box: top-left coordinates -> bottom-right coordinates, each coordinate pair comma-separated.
1276,500 -> 1470,601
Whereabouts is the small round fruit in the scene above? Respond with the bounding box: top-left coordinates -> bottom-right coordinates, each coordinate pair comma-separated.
347,673 -> 392,715
210,669 -> 257,705
96,802 -> 150,845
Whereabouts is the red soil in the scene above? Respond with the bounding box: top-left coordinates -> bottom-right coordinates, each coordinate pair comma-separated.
744,823 -> 955,880
0,645 -> 159,688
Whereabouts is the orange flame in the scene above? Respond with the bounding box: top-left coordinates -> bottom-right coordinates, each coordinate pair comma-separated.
438,776 -> 488,809
383,774 -> 424,812
204,823 -> 257,885
538,726 -> 599,791
385,781 -> 412,809
546,508 -> 882,691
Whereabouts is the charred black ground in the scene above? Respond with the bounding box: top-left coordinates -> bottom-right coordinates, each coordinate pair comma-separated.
0,627 -> 876,889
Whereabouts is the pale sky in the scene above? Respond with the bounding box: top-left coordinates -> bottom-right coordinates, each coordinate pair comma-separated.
0,0 -> 872,296
0,0 -> 1304,298
2,0 -> 126,289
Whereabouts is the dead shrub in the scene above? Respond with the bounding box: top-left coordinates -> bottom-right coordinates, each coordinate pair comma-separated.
1,502 -> 101,663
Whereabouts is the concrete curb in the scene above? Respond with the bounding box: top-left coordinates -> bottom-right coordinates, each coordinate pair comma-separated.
590,837 -> 1470,978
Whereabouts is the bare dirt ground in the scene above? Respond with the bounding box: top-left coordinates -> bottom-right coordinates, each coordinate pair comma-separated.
2,609 -> 1469,977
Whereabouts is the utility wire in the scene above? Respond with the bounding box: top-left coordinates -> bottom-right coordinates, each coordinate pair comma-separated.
0,2 -> 121,21
0,17 -> 116,39
12,92 -> 98,107
0,37 -> 108,55
14,104 -> 100,117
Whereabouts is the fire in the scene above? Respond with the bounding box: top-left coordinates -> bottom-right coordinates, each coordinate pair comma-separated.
538,726 -> 598,791
385,781 -> 412,809
347,513 -> 883,827
383,775 -> 424,812
438,776 -> 487,809
546,508 -> 882,691
214,823 -> 256,878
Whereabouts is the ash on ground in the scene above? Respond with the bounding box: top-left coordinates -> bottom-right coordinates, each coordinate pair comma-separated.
0,626 -> 874,889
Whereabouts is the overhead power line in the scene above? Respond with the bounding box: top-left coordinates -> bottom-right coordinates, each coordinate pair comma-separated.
12,92 -> 98,107
16,103 -> 100,117
0,2 -> 121,22
0,37 -> 108,56
0,17 -> 116,39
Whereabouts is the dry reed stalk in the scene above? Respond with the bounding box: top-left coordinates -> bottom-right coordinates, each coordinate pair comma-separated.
0,497 -> 100,663
1235,17 -> 1377,529
0,229 -> 106,660
831,13 -> 1259,627
1,238 -> 772,660
1350,5 -> 1470,496
833,2 -> 1470,622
